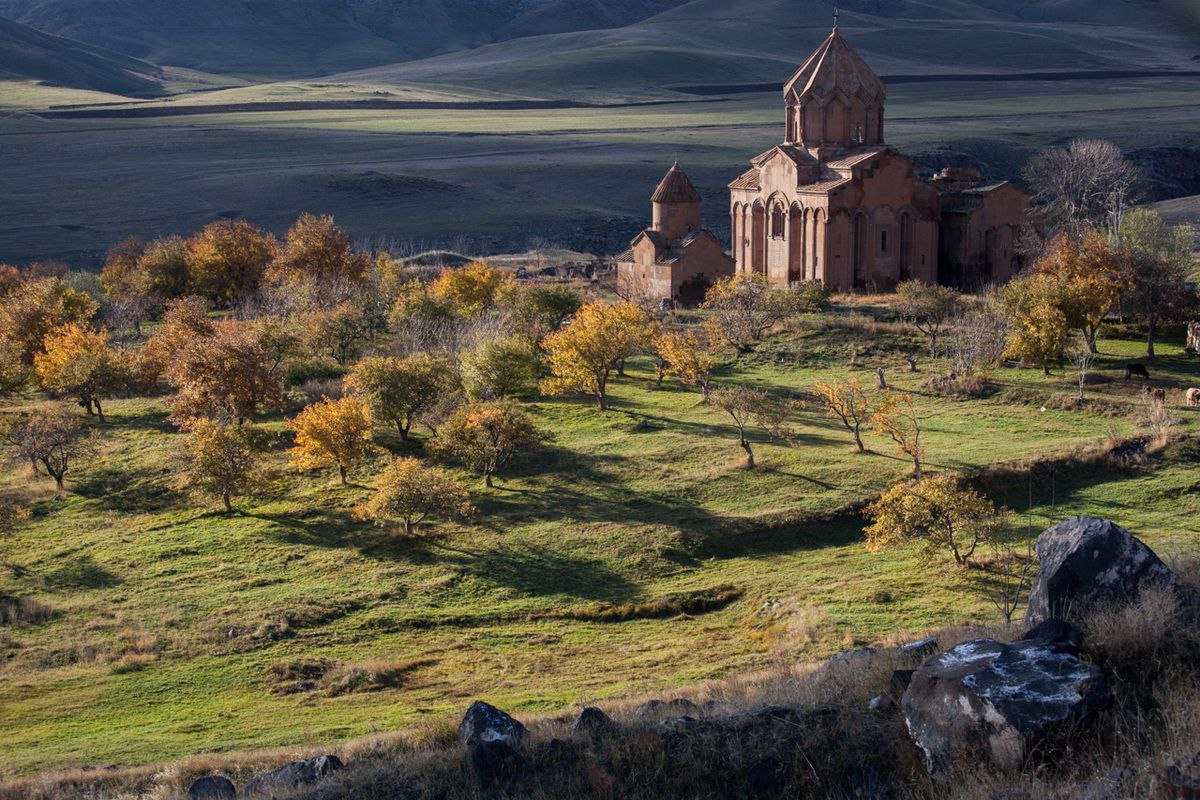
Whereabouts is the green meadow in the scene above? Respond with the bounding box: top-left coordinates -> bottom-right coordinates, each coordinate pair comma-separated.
2,307 -> 1198,777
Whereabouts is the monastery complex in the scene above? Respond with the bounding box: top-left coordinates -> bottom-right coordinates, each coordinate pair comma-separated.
618,26 -> 1033,305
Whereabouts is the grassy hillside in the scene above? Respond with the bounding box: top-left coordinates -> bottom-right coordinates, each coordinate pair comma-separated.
0,16 -> 163,95
1,301 -> 1198,777
0,0 -> 694,79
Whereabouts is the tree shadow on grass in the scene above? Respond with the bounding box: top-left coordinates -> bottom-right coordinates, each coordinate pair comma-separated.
42,554 -> 121,589
426,540 -> 637,601
72,466 -> 183,513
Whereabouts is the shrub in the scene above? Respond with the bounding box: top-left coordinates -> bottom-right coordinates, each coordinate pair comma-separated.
353,457 -> 473,536
281,358 -> 345,388
459,335 -> 541,400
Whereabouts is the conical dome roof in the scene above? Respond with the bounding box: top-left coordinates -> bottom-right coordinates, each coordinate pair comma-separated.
783,28 -> 885,104
651,163 -> 701,203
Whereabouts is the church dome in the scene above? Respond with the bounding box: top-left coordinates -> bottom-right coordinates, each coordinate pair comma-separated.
651,163 -> 701,204
783,28 -> 885,105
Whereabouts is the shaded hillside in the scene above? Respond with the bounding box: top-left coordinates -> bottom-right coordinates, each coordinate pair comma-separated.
337,0 -> 1199,101
0,0 -> 693,78
0,16 -> 162,94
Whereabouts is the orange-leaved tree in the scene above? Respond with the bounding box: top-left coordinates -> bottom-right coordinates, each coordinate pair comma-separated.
430,261 -> 516,317
268,213 -> 369,287
654,328 -> 719,398
353,457 -> 473,536
1033,231 -> 1130,353
428,401 -> 542,487
186,219 -> 277,305
871,390 -> 925,476
164,321 -> 283,424
288,395 -> 374,485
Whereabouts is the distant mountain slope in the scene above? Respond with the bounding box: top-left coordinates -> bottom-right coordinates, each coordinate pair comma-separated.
0,16 -> 163,94
336,0 -> 1198,101
0,0 -> 694,78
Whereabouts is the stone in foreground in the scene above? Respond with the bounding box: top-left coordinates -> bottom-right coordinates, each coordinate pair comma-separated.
1025,516 -> 1191,626
570,706 -> 615,736
188,775 -> 236,800
243,755 -> 342,795
903,637 -> 1107,778
458,700 -> 528,747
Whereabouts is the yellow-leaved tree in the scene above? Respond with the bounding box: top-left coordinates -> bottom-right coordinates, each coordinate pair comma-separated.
288,396 -> 374,484
864,474 -> 1009,568
268,213 -> 369,287
430,261 -> 516,317
871,390 -> 924,476
812,377 -> 871,453
34,324 -> 129,423
1001,274 -> 1071,375
179,418 -> 268,513
540,301 -> 654,410
654,328 -> 719,398
1033,231 -> 1130,354
354,457 -> 473,536
186,219 -> 278,306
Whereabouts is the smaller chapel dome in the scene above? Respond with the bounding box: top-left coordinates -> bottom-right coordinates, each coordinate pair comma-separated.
651,163 -> 702,204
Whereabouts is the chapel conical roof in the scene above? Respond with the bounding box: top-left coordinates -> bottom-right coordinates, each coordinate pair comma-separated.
783,28 -> 885,104
651,163 -> 701,203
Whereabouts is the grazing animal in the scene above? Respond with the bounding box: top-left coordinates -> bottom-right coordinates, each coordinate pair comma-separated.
1187,388 -> 1200,407
1145,387 -> 1167,405
1125,363 -> 1150,380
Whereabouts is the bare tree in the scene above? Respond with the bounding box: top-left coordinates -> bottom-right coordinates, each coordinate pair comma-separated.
0,406 -> 97,496
1022,139 -> 1141,237
943,296 -> 1009,377
1069,338 -> 1097,401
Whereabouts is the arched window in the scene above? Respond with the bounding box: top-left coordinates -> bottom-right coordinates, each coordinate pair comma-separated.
770,204 -> 786,239
880,230 -> 888,253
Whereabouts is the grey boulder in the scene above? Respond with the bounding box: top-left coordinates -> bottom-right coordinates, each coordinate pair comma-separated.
243,755 -> 342,795
188,775 -> 236,800
1025,516 -> 1194,626
458,701 -> 527,748
570,706 -> 615,736
903,637 -> 1107,778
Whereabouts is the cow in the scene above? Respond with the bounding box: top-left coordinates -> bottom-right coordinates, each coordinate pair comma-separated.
1125,363 -> 1151,380
1187,388 -> 1200,407
1144,386 -> 1167,405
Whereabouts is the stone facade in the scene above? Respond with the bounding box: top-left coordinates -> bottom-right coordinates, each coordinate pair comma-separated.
729,28 -> 1032,291
617,164 -> 735,305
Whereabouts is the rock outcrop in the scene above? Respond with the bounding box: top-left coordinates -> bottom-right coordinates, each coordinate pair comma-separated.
187,776 -> 236,800
458,701 -> 528,748
1025,516 -> 1193,626
243,755 -> 342,795
903,636 -> 1107,778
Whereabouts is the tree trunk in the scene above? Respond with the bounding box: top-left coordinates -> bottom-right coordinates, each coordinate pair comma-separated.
617,359 -> 626,377
740,437 -> 754,469
95,399 -> 105,424
1147,317 -> 1157,360
484,473 -> 494,488
223,492 -> 233,514
912,456 -> 922,478
53,473 -> 65,496
1085,326 -> 1099,354
398,419 -> 409,441
404,519 -> 415,536
876,368 -> 887,389
338,464 -> 348,485
852,426 -> 865,453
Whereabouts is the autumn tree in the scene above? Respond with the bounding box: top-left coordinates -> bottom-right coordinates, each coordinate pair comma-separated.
540,301 -> 654,410
895,280 -> 961,359
1032,231 -> 1130,353
179,418 -> 267,513
0,406 -> 97,496
0,276 -> 98,365
1001,274 -> 1071,375
1120,209 -> 1197,359
303,303 -> 370,365
864,474 -> 1009,568
165,322 -> 283,424
187,219 -> 277,305
99,237 -> 155,332
0,338 -> 27,398
269,213 -> 369,287
708,386 -> 793,469
429,401 -> 542,487
812,377 -> 871,452
509,284 -> 583,341
431,262 -> 516,317
138,235 -> 192,302
460,335 -> 541,400
871,390 -> 924,476
289,396 -> 374,484
353,457 -> 473,536
34,324 -> 129,422
137,296 -> 214,385
343,353 -> 458,440
654,328 -> 719,398
701,274 -> 816,352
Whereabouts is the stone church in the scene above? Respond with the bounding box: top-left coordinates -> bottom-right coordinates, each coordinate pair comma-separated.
616,163 -> 736,305
728,26 -> 1032,292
